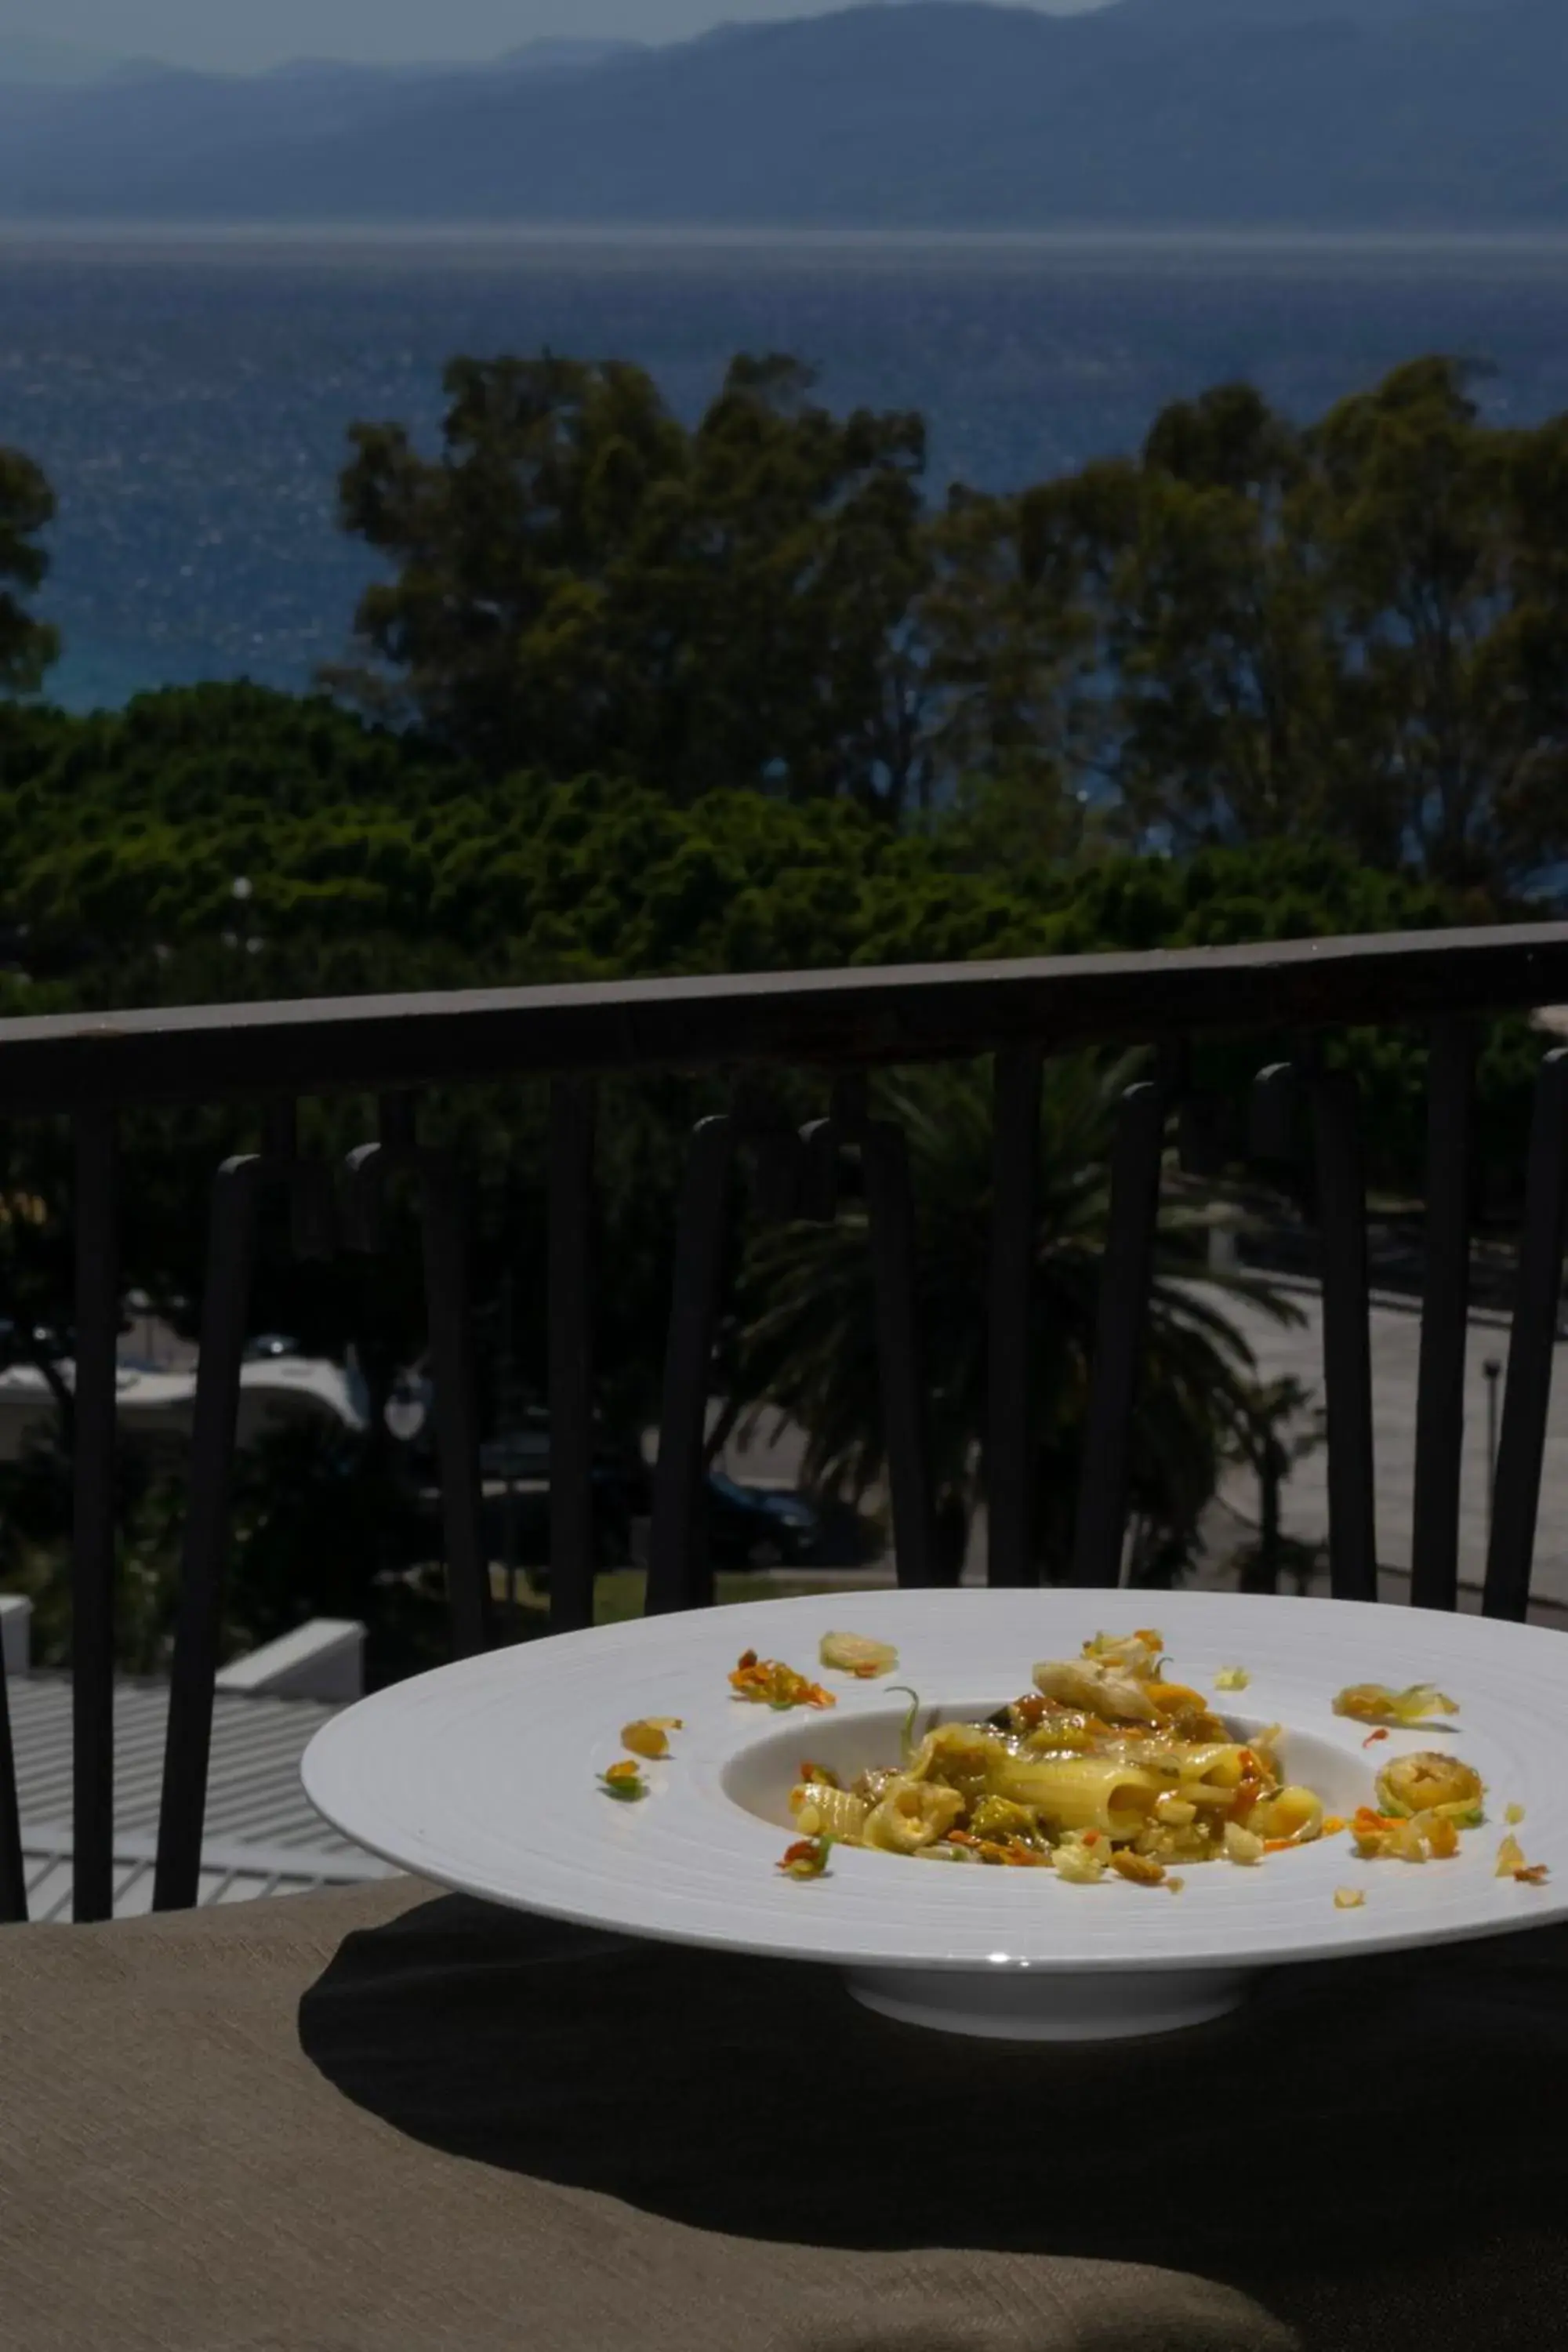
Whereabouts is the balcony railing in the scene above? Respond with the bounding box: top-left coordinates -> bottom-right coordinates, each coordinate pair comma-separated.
4,917 -> 1568,1930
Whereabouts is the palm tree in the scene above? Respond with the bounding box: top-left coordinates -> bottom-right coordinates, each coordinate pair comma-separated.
1225,1374 -> 1327,1595
727,1055 -> 1298,1584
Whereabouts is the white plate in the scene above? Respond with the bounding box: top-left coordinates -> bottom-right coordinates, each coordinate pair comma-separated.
302,1589 -> 1568,2041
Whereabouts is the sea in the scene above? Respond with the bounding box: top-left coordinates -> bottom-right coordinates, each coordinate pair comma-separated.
2,225 -> 1568,714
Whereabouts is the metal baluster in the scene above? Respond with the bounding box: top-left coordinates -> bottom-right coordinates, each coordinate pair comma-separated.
420,1161 -> 488,1660
797,1087 -> 940,1586
985,1051 -> 1042,1588
343,1098 -> 489,1660
1312,1067 -> 1378,1602
1072,1080 -> 1167,1588
0,1631 -> 25,1924
157,1105 -> 337,1912
1484,1049 -> 1568,1621
153,1154 -> 261,1913
646,1116 -> 735,1617
1410,1023 -> 1475,1613
71,1105 -> 119,1922
548,1081 -> 597,1635
862,1114 -> 940,1588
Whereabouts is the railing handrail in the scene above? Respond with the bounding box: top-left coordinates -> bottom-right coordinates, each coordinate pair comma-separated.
2,919 -> 1566,1111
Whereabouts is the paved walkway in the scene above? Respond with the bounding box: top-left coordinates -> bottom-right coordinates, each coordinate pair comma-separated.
1212,1280 -> 1568,1609
720,1278 -> 1568,1612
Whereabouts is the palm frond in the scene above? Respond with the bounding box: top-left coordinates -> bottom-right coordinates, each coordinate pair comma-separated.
728,1056 -> 1295,1579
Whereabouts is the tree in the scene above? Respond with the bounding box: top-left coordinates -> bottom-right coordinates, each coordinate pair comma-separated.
0,447 -> 58,695
332,353 -> 933,815
917,385 -> 1346,864
725,1058 -> 1297,1584
927,362 -> 1568,898
1225,1374 -> 1325,1596
916,479 -> 1098,855
1310,358 -> 1568,891
324,344 -> 1568,885
1102,383 -> 1341,855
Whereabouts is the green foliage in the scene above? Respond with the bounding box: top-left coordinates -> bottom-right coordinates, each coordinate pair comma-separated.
327,349 -> 1568,898
0,683 -> 1530,1266
0,1422 -> 451,1685
728,1058 -> 1301,1583
0,682 -> 1486,992
0,1443 -> 185,1677
224,1424 -> 452,1684
0,685 -> 1050,990
0,446 -> 58,695
333,353 -> 931,815
949,360 -> 1568,895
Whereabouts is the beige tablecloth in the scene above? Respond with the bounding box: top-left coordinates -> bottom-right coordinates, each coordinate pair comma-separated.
2,1878 -> 1564,2351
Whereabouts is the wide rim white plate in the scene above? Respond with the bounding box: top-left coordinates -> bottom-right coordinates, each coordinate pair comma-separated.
302,1589 -> 1568,1977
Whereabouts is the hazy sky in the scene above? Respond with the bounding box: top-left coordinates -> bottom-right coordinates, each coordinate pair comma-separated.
14,0 -> 1098,75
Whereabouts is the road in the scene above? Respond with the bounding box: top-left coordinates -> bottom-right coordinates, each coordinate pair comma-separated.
717,1279 -> 1568,1616
1211,1279 -> 1568,1614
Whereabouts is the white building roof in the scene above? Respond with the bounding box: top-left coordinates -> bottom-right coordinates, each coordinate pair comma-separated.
0,1354 -> 364,1464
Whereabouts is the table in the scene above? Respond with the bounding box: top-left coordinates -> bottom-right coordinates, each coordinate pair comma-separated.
0,1878 -> 1562,2351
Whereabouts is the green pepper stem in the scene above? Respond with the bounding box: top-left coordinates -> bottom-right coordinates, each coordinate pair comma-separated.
887,1685 -> 924,1762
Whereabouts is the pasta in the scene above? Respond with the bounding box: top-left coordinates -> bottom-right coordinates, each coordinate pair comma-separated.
1374,1750 -> 1483,1824
791,1783 -> 871,1842
785,1628 -> 1338,1883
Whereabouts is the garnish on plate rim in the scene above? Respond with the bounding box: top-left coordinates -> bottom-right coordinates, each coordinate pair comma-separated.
620,1717 -> 682,1760
779,1834 -> 835,1879
730,1650 -> 835,1711
1334,1682 -> 1458,1729
1496,1831 -> 1548,1886
818,1632 -> 899,1680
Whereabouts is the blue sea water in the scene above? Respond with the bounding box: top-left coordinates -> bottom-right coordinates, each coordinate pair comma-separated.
2,226 -> 1568,713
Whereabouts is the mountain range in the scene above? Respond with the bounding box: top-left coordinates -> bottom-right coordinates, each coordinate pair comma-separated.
0,0 -> 1559,230
0,33 -> 119,83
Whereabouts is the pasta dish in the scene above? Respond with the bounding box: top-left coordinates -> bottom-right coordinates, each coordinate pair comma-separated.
788,1628 -> 1332,1883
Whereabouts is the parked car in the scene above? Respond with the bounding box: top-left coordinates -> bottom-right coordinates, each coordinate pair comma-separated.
704,1471 -> 822,1570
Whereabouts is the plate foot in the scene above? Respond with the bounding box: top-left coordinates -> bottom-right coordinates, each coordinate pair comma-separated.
844,1964 -> 1250,2042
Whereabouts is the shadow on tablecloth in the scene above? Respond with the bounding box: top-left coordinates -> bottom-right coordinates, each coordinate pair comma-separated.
299,1893 -> 1568,2352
